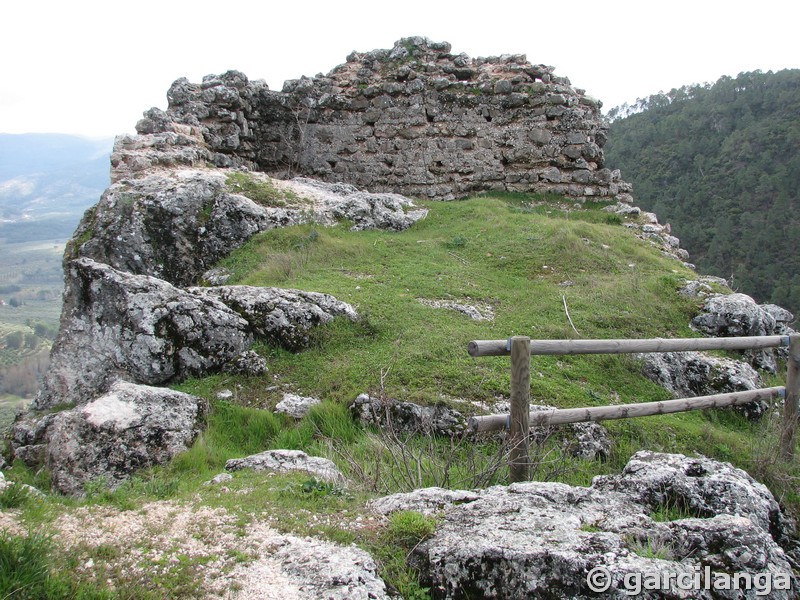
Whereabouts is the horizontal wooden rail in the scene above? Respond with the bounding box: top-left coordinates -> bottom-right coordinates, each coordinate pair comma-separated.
469,387 -> 786,433
468,335 -> 790,358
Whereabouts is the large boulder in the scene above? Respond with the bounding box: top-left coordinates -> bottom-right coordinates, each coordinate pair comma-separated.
68,168 -> 301,286
373,451 -> 798,599
33,258 -> 254,410
33,260 -> 358,410
592,451 -> 794,545
691,293 -> 784,372
692,293 -> 777,338
637,351 -> 769,419
191,285 -> 358,351
14,381 -> 206,495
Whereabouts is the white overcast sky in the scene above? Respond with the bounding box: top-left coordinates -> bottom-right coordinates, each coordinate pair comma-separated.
2,0 -> 798,139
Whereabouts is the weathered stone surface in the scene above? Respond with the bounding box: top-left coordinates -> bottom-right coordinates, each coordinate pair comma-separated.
272,535 -> 389,600
275,393 -> 321,419
350,393 -> 467,436
692,293 -> 777,338
593,451 -> 795,546
374,451 -> 797,599
69,167 -> 427,288
369,488 -> 482,516
223,349 -> 268,376
134,38 -> 635,202
565,421 -> 613,461
33,258 -> 253,409
691,293 -> 783,372
637,351 -> 768,419
761,304 -> 795,330
68,168 -> 302,286
204,472 -> 233,486
31,260 -> 356,410
678,276 -> 728,298
190,285 -> 358,351
288,177 -> 428,231
417,299 -> 495,321
225,449 -> 344,483
18,381 -> 206,495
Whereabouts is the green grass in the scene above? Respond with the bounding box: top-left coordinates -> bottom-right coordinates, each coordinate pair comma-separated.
225,171 -> 307,208
0,394 -> 28,430
4,191 -> 798,598
0,532 -> 114,599
214,196 -> 698,412
626,534 -> 678,561
189,194 -> 794,499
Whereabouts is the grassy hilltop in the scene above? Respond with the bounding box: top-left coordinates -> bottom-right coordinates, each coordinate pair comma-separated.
2,192 -> 796,598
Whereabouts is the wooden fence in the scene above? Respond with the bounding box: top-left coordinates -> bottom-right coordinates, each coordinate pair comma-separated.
468,334 -> 800,482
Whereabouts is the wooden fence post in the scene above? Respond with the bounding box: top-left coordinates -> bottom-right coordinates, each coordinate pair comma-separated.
781,334 -> 800,460
509,336 -> 531,482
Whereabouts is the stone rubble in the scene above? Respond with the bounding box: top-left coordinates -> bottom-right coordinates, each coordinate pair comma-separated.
349,393 -> 468,437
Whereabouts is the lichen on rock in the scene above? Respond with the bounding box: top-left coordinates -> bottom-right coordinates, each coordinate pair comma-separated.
17,381 -> 207,495
374,451 -> 798,599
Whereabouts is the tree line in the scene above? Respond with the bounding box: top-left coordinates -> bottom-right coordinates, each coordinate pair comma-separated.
605,69 -> 800,317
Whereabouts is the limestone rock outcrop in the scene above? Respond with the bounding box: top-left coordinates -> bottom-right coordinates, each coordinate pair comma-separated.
118,37 -> 633,202
225,449 -> 344,484
68,168 -> 425,287
373,452 -> 798,599
592,451 -> 795,545
637,351 -> 768,419
190,285 -> 358,351
691,292 -> 796,372
231,534 -> 390,600
34,258 -> 252,410
13,381 -> 206,495
33,258 -> 358,410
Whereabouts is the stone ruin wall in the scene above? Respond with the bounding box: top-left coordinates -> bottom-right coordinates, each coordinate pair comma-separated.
123,37 -> 633,201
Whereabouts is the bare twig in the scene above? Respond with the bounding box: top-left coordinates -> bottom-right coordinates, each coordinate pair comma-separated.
562,294 -> 581,337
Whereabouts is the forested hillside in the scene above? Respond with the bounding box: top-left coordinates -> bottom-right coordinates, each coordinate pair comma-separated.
605,69 -> 800,316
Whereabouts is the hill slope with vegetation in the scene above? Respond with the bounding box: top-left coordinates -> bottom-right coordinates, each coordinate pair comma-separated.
604,69 -> 800,316
0,134 -> 113,406
3,192 -> 797,598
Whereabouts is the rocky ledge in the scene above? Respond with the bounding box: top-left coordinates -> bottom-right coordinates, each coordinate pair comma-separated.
372,451 -> 799,599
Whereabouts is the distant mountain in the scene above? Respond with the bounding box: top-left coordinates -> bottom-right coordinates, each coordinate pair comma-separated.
0,133 -> 113,241
604,69 -> 800,317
